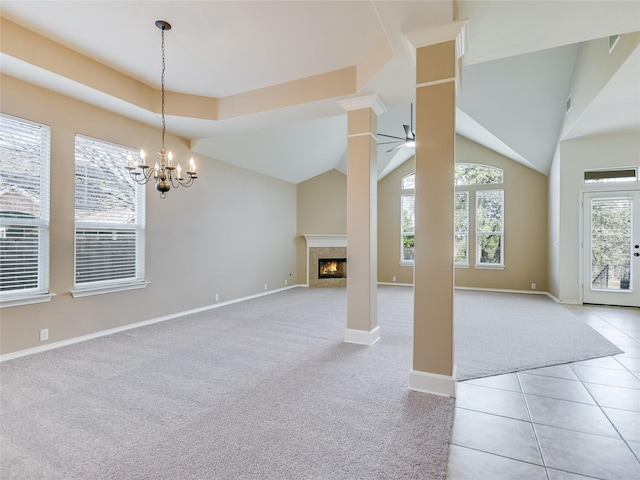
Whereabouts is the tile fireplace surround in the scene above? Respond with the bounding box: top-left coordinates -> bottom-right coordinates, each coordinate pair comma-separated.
303,234 -> 347,288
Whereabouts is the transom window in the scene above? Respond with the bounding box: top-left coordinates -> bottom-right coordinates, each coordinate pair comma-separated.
0,114 -> 51,303
74,135 -> 145,293
401,163 -> 504,267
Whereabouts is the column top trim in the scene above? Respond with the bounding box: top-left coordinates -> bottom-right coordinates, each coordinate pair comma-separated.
337,94 -> 386,116
404,20 -> 469,60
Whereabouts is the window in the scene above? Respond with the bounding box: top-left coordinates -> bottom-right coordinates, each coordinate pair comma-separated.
0,114 -> 51,305
401,173 -> 415,263
74,135 -> 145,295
584,168 -> 637,184
401,164 -> 504,267
454,192 -> 468,264
476,190 -> 504,265
455,163 -> 503,185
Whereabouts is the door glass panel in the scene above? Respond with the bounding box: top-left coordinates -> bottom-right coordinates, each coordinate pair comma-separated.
590,197 -> 632,291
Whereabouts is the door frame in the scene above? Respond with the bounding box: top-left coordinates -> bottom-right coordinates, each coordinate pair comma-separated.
580,186 -> 639,306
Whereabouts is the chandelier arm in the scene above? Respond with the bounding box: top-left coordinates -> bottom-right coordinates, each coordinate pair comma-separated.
128,167 -> 156,185
177,176 -> 196,188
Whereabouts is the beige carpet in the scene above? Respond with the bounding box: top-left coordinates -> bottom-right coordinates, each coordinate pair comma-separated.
1,287 -> 453,480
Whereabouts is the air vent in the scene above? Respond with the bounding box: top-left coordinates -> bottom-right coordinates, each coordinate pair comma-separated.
565,95 -> 572,114
609,35 -> 620,53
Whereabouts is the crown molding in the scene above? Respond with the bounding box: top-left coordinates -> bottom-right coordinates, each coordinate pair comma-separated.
337,94 -> 386,116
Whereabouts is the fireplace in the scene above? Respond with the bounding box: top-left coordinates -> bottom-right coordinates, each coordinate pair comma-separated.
303,234 -> 347,288
318,258 -> 347,279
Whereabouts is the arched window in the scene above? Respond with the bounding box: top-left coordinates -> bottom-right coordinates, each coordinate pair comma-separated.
401,164 -> 505,267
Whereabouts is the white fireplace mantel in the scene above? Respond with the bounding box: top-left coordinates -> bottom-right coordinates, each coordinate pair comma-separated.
303,234 -> 347,248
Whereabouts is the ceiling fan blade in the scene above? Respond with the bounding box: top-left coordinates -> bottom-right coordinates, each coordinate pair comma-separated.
386,144 -> 404,153
378,133 -> 405,140
403,125 -> 411,138
410,103 -> 414,133
378,141 -> 403,145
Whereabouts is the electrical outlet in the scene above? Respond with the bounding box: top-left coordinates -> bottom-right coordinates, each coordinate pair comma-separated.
215,293 -> 219,302
285,279 -> 288,286
392,276 -> 397,282
39,329 -> 49,342
531,283 -> 536,290
264,284 -> 268,291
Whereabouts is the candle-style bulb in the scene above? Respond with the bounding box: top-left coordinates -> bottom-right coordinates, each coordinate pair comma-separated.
140,149 -> 146,165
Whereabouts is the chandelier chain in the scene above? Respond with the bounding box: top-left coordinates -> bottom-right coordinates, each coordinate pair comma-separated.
161,26 -> 166,149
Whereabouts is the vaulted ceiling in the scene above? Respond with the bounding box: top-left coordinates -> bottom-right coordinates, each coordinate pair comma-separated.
1,1 -> 638,183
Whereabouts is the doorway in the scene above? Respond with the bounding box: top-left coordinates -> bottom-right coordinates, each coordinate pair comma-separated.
583,190 -> 640,306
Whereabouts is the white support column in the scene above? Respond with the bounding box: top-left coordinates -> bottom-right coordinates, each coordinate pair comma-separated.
338,95 -> 385,345
406,23 -> 467,397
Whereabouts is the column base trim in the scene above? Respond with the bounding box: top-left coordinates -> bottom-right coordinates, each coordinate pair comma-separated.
344,326 -> 381,345
409,368 -> 457,398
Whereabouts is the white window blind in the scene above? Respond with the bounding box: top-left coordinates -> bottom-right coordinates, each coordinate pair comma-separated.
0,114 -> 51,297
74,135 -> 145,289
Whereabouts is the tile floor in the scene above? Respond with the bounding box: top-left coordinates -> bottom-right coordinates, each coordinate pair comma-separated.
446,304 -> 640,480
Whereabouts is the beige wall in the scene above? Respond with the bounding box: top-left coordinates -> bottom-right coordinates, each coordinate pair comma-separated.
298,136 -> 549,292
1,74 -> 297,355
453,136 -> 548,291
295,169 -> 347,283
377,158 -> 415,284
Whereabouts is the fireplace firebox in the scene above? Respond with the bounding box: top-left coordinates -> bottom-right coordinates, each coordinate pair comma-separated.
318,258 -> 347,279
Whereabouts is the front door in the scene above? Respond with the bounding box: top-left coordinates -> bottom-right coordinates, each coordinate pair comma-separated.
583,190 -> 640,306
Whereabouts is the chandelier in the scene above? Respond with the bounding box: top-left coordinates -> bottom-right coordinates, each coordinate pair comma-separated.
126,20 -> 198,199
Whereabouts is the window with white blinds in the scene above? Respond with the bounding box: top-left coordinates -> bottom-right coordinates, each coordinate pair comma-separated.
74,135 -> 145,290
0,114 -> 51,299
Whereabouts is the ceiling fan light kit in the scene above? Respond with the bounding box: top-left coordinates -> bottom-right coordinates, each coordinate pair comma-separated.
378,103 -> 416,153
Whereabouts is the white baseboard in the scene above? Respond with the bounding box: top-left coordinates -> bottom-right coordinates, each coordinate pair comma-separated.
409,368 -> 457,398
454,286 -> 548,296
0,285 -> 302,363
344,326 -> 381,346
377,282 -> 413,287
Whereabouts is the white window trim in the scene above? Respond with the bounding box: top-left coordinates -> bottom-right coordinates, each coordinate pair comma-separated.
1,292 -> 55,308
71,280 -> 149,298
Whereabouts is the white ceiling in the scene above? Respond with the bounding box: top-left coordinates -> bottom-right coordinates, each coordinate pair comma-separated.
1,1 -> 639,183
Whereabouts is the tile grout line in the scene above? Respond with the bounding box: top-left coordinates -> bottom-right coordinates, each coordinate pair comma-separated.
516,371 -> 552,480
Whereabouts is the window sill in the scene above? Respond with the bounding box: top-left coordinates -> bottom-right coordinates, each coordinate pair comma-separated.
1,293 -> 55,308
71,280 -> 149,298
474,264 -> 505,270
455,264 -> 470,269
399,261 -> 414,266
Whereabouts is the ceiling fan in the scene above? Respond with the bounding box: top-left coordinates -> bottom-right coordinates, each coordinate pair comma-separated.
378,103 -> 416,153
